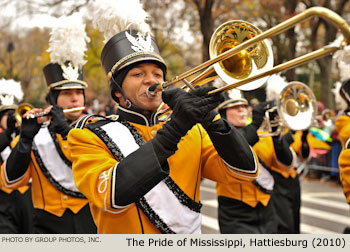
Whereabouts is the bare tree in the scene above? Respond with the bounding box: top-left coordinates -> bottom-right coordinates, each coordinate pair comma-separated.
0,27 -> 50,103
185,0 -> 240,62
6,0 -> 91,17
302,0 -> 349,108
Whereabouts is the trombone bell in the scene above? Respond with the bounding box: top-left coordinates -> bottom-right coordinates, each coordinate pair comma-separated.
277,81 -> 317,131
284,98 -> 299,117
209,20 -> 274,91
218,42 -> 252,79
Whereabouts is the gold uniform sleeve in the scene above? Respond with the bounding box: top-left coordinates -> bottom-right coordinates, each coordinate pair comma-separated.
68,128 -> 122,213
338,148 -> 350,205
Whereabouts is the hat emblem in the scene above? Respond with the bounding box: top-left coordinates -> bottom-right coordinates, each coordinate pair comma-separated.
125,31 -> 154,52
61,62 -> 79,80
0,94 -> 15,106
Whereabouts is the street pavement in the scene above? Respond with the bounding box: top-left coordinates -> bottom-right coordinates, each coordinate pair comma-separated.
199,178 -> 350,234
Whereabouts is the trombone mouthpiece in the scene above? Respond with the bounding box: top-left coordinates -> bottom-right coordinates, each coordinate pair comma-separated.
146,83 -> 160,98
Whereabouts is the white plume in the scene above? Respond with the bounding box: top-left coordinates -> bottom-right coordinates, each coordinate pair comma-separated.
333,35 -> 350,81
212,77 -> 225,88
47,14 -> 90,68
213,78 -> 244,100
0,78 -> 23,101
90,0 -> 151,43
227,88 -> 243,100
266,74 -> 288,101
332,81 -> 348,111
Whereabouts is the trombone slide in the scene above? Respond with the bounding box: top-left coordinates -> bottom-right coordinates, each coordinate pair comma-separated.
147,6 -> 350,97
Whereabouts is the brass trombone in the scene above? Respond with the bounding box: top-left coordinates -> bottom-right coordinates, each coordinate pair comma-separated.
261,82 -> 318,136
147,7 -> 350,97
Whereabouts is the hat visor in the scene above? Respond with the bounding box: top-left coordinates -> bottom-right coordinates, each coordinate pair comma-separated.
0,105 -> 17,113
48,80 -> 88,91
111,52 -> 166,76
217,98 -> 248,111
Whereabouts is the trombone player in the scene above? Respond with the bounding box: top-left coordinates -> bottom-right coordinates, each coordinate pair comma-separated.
215,90 -> 279,234
0,16 -> 96,234
67,0 -> 258,234
263,76 -> 316,234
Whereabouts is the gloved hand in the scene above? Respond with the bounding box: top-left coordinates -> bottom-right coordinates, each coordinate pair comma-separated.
162,86 -> 224,134
251,101 -> 270,129
265,101 -> 278,132
20,116 -> 41,141
152,86 -> 224,164
5,111 -> 18,137
50,105 -> 71,138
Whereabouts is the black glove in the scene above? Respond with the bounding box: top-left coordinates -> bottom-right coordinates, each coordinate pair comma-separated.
20,116 -> 41,141
269,111 -> 279,132
251,101 -> 269,129
50,105 -> 71,138
162,86 -> 224,133
17,114 -> 41,154
4,111 -> 18,138
152,86 -> 224,164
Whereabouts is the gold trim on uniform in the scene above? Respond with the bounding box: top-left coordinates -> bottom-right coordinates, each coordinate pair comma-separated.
48,80 -> 88,91
109,51 -> 166,78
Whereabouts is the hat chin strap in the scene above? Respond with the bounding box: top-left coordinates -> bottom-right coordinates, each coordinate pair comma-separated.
110,74 -> 132,109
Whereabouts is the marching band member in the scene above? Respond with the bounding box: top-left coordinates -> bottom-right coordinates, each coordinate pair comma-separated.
289,129 -> 311,234
334,44 -> 350,232
0,79 -> 33,233
215,90 -> 278,234
335,79 -> 350,148
339,135 -> 350,233
0,15 -> 96,233
275,82 -> 313,234
68,0 -> 258,234
336,79 -> 350,207
263,75 -> 298,234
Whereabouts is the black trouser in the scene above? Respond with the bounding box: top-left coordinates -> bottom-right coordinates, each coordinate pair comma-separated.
218,196 -> 278,234
0,187 -> 34,234
33,204 -> 97,234
270,171 -> 301,234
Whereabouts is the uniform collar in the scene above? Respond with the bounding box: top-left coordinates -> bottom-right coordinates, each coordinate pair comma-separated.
116,104 -> 159,126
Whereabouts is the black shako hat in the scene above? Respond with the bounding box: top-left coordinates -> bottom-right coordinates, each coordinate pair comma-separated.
44,14 -> 89,105
340,78 -> 350,106
43,62 -> 87,105
101,29 -> 167,81
43,62 -> 87,91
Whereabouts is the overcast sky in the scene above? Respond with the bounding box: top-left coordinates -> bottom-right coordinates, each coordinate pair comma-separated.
0,0 -> 90,30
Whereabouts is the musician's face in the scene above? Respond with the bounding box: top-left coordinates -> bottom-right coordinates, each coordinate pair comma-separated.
226,105 -> 248,127
115,63 -> 164,111
57,89 -> 84,121
0,110 -> 10,129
